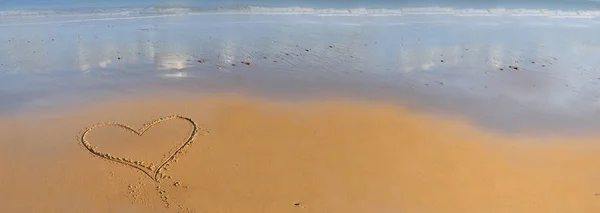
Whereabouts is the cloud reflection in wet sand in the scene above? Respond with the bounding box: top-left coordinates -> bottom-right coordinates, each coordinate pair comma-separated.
1,14 -> 600,133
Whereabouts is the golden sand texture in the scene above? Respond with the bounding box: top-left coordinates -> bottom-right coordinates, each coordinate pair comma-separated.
1,95 -> 600,212
80,115 -> 200,182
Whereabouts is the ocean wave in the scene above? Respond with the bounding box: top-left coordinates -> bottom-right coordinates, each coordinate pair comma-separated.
1,6 -> 599,18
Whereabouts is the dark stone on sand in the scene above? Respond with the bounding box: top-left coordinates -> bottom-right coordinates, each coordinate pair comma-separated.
197,60 -> 205,63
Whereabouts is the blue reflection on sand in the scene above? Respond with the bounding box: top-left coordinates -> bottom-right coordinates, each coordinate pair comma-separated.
1,13 -> 600,133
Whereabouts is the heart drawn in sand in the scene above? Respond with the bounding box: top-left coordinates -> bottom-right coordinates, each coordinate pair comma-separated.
80,115 -> 199,182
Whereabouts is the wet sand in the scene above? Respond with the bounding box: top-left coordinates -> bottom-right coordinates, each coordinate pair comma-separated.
4,13 -> 600,133
2,94 -> 600,212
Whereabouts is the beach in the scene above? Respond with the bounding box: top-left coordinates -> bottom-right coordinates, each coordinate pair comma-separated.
3,95 -> 600,212
3,3 -> 600,212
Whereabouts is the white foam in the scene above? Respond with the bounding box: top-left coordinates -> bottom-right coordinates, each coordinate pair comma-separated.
0,14 -> 179,27
0,6 -> 599,18
221,6 -> 600,18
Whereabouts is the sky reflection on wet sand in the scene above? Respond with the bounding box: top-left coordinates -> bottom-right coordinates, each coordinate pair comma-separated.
2,14 -> 600,133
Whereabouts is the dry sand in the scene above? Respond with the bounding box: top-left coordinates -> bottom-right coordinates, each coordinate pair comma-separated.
2,95 -> 600,212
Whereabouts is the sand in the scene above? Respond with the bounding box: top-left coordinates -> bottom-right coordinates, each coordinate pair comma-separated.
2,95 -> 600,213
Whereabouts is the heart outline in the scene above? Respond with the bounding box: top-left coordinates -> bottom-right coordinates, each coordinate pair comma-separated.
80,115 -> 199,182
